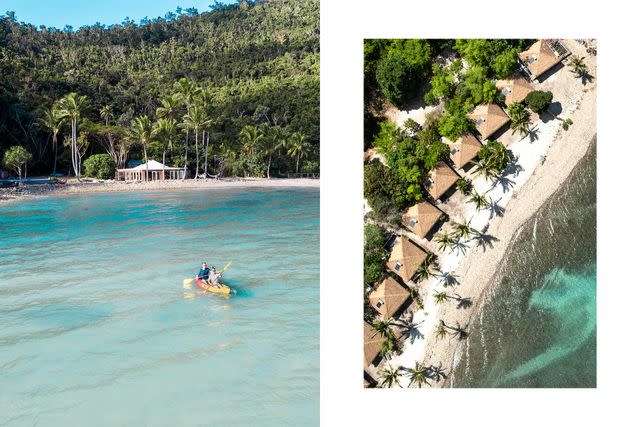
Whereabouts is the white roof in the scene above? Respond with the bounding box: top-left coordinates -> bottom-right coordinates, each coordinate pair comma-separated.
130,160 -> 181,171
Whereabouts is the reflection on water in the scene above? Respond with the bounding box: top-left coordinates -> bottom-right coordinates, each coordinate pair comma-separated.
0,187 -> 319,426
452,139 -> 596,388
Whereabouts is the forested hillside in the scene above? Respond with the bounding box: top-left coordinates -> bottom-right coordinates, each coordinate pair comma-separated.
0,0 -> 319,178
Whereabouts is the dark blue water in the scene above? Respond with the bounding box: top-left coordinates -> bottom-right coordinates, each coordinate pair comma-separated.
452,139 -> 596,388
0,187 -> 319,425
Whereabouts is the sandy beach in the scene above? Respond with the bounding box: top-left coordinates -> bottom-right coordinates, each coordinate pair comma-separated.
375,39 -> 597,387
0,177 -> 320,205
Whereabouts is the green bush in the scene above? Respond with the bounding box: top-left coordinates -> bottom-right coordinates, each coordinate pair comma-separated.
456,177 -> 473,195
83,154 -> 116,179
2,146 -> 32,179
364,223 -> 389,288
376,54 -> 420,106
525,90 -> 554,113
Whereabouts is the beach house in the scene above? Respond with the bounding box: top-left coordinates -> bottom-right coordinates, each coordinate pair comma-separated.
386,236 -> 428,283
116,160 -> 186,181
495,76 -> 533,105
519,39 -> 571,81
368,276 -> 411,320
364,322 -> 385,367
442,133 -> 483,170
402,201 -> 442,239
425,161 -> 459,200
469,103 -> 511,140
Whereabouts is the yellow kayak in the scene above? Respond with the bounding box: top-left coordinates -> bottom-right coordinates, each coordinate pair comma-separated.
183,277 -> 232,295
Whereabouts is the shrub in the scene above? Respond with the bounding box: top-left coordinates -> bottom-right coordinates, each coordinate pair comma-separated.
525,90 -> 553,113
364,223 -> 389,287
456,178 -> 473,195
562,118 -> 573,131
83,154 -> 115,179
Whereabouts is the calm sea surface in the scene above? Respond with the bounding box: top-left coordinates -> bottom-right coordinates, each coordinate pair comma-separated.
0,187 -> 319,425
452,139 -> 596,388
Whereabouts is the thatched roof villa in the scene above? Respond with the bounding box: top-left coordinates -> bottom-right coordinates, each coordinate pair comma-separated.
368,276 -> 411,320
469,103 -> 510,140
364,322 -> 385,367
402,201 -> 442,239
518,39 -> 571,81
425,161 -> 459,200
386,236 -> 428,283
495,76 -> 533,105
442,133 -> 483,170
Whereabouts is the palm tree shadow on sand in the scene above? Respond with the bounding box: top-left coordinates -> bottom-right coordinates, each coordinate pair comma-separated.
439,271 -> 459,287
528,125 -> 540,143
490,174 -> 515,193
473,232 -> 499,252
488,197 -> 505,219
394,315 -> 425,344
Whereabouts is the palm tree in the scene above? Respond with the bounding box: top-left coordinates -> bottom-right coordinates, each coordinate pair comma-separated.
100,104 -> 113,126
261,126 -> 283,178
452,219 -> 478,240
38,106 -> 64,175
433,291 -> 449,305
128,116 -> 154,180
174,78 -> 200,178
404,362 -> 431,388
569,56 -> 588,76
412,261 -> 434,283
471,159 -> 497,179
434,232 -> 456,252
434,322 -> 449,340
378,365 -> 403,388
380,337 -> 395,357
182,106 -> 212,179
239,125 -> 263,157
440,320 -> 468,340
57,92 -> 88,177
152,118 -> 179,179
507,102 -> 531,137
287,132 -> 310,174
371,318 -> 394,341
468,190 -> 489,211
156,93 -> 183,120
428,363 -> 447,382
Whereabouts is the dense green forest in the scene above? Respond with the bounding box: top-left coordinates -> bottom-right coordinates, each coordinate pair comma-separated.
0,0 -> 319,178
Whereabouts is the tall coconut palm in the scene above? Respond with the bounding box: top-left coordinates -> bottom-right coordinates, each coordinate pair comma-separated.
569,56 -> 588,76
378,365 -> 403,388
287,132 -> 309,174
433,291 -> 449,305
261,125 -> 284,178
452,219 -> 478,240
57,92 -> 88,177
239,125 -> 263,157
434,321 -> 449,340
371,318 -> 394,341
156,93 -> 183,120
38,106 -> 64,175
380,337 -> 395,357
413,260 -> 436,283
440,320 -> 468,340
100,104 -> 113,126
507,102 -> 531,137
182,106 -> 212,179
128,116 -> 154,180
174,78 -> 200,178
153,118 -> 179,179
468,190 -> 489,211
471,159 -> 497,179
434,231 -> 456,252
404,362 -> 431,388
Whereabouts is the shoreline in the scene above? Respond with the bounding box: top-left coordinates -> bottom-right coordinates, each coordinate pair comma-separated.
0,177 -> 320,204
381,39 -> 597,387
446,135 -> 596,387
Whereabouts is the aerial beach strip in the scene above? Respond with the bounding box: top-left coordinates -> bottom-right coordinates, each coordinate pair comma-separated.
363,38 -> 596,387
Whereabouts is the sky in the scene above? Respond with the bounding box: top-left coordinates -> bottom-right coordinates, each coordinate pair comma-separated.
3,0 -> 236,30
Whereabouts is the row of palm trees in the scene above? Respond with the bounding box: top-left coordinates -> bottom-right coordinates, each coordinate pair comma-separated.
37,80 -> 312,179
378,362 -> 447,388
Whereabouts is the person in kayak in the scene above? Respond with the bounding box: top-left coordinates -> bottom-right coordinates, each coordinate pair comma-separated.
198,262 -> 222,288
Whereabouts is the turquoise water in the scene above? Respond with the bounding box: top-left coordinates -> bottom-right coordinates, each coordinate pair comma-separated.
0,187 -> 319,425
452,139 -> 596,388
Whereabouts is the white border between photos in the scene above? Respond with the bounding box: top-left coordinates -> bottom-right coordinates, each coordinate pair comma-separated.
320,0 -> 639,425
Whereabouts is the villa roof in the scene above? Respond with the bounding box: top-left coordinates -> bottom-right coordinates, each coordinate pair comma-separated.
518,40 -> 564,80
364,322 -> 385,367
402,201 -> 441,238
469,104 -> 510,140
425,161 -> 459,200
386,236 -> 427,283
442,133 -> 483,169
495,76 -> 533,105
117,160 -> 182,171
368,276 -> 411,320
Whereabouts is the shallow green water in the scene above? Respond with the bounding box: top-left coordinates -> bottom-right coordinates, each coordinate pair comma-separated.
452,140 -> 596,388
0,187 -> 319,425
